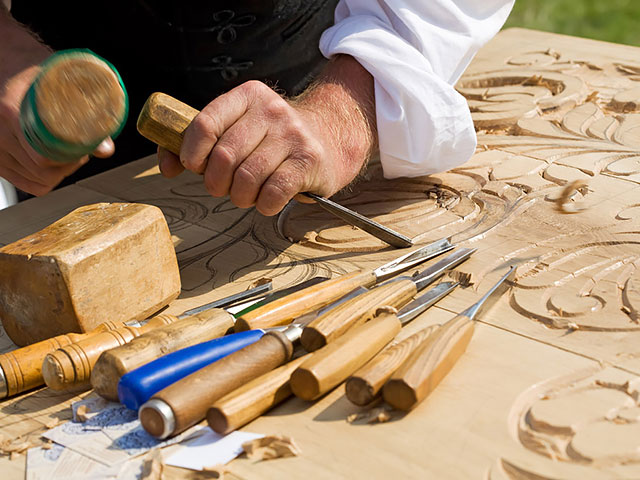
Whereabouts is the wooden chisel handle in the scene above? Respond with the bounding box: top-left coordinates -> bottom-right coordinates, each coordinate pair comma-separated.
300,278 -> 417,352
207,354 -> 309,435
383,314 -> 474,411
345,324 -> 439,406
42,314 -> 177,391
137,92 -> 198,155
90,308 -> 234,401
140,331 -> 294,438
0,321 -> 123,398
234,270 -> 377,332
290,313 -> 401,401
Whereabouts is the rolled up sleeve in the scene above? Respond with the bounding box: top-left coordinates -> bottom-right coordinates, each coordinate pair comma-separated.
319,0 -> 514,178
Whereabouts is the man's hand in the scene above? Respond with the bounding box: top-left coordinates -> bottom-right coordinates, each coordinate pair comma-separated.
0,9 -> 113,196
157,55 -> 377,216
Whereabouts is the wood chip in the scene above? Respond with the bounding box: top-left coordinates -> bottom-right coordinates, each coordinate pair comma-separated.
242,435 -> 301,461
44,417 -> 62,429
555,180 -> 590,214
75,405 -> 89,423
0,437 -> 33,459
346,406 -> 395,424
140,449 -> 164,480
202,464 -> 231,479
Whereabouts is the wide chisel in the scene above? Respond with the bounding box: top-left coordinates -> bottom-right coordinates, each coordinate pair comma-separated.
383,266 -> 517,411
117,287 -> 367,410
233,237 -> 455,332
290,281 -> 459,401
300,248 -> 475,352
87,278 -> 323,401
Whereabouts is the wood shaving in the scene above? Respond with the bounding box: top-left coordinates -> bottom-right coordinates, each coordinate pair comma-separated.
44,417 -> 63,429
140,449 -> 164,480
202,464 -> 232,479
242,435 -> 301,461
555,180 -> 590,214
0,436 -> 33,459
75,405 -> 89,423
447,270 -> 473,287
346,406 -> 395,425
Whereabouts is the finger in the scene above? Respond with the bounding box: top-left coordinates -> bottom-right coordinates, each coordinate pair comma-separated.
202,114 -> 268,197
0,153 -> 52,196
180,82 -> 260,174
227,139 -> 289,209
92,138 -> 115,158
158,147 -> 185,178
255,156 -> 316,216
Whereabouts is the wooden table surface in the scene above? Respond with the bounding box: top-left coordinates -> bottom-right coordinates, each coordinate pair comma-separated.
2,28 -> 640,478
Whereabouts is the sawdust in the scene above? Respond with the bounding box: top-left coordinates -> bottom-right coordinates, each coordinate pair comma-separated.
242,435 -> 301,461
140,449 -> 164,480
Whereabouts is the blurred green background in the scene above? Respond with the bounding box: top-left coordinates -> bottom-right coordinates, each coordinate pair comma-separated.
503,0 -> 640,47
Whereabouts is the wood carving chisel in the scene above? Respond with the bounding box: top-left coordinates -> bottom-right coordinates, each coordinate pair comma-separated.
86,278 -> 325,401
0,282 -> 265,399
136,92 -> 412,249
290,281 -> 459,401
234,236 -> 455,332
383,266 -> 517,411
116,286 -> 367,410
300,247 -> 475,352
139,321 -> 309,439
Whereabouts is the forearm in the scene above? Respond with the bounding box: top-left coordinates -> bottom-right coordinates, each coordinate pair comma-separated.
292,54 -> 377,187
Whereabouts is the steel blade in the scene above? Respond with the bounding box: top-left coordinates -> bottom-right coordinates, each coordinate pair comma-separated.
412,247 -> 476,291
397,282 -> 459,325
460,266 -> 516,321
373,237 -> 454,282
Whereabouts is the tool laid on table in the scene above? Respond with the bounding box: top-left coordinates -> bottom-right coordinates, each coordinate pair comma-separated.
290,278 -> 462,402
233,237 -> 454,332
89,277 -> 325,401
383,266 -> 517,411
208,281 -> 459,435
136,92 -> 412,248
0,203 -> 180,346
117,286 -> 366,410
300,247 -> 475,352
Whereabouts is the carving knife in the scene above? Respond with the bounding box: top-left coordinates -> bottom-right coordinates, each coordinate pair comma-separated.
289,281 -> 460,401
117,286 -> 367,410
233,236 -> 455,332
0,281 -> 272,399
300,247 -> 475,351
135,92 -> 412,249
383,266 -> 517,411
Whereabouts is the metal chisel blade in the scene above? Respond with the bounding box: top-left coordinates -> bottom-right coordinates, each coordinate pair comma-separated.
461,266 -> 517,321
397,281 -> 459,325
373,237 -> 454,282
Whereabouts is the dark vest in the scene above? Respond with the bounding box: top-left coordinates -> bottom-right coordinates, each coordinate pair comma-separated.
12,0 -> 338,182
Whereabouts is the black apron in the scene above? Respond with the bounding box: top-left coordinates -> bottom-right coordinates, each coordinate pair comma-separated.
11,0 -> 338,184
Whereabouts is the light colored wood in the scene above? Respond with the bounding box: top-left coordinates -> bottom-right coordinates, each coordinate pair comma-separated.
234,269 -> 377,332
4,28 -> 640,478
90,308 -> 234,400
0,202 -> 180,346
207,354 -> 310,435
41,314 -> 176,390
345,324 -> 440,406
291,313 -> 402,401
300,278 -> 417,351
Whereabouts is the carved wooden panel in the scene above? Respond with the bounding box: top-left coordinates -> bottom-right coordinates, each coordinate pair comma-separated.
1,28 -> 640,478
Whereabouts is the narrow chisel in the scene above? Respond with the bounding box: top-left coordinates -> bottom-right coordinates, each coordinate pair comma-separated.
289,281 -> 459,401
233,237 -> 455,332
383,266 -> 517,411
300,248 -> 475,351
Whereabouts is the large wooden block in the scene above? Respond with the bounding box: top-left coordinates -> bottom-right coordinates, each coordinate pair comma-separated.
0,203 -> 180,346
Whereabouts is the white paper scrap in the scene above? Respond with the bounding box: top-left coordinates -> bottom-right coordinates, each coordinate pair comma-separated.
164,429 -> 264,471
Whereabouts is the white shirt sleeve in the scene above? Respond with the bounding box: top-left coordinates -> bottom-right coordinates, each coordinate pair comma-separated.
319,0 -> 515,178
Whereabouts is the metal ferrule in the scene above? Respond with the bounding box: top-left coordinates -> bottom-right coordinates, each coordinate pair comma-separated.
139,398 -> 175,440
0,366 -> 7,399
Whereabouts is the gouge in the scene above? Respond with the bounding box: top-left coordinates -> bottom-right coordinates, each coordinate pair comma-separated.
137,92 -> 412,249
140,324 -> 305,439
117,286 -> 366,410
88,278 -> 325,401
234,237 -> 454,332
383,266 -> 517,411
300,248 -> 475,352
290,281 -> 458,402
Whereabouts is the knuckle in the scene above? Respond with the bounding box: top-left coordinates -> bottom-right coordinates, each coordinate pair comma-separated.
191,112 -> 219,140
210,144 -> 237,170
264,98 -> 290,120
233,163 -> 261,187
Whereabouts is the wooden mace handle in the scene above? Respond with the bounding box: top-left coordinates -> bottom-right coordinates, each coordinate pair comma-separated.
345,324 -> 439,406
300,278 -> 417,352
141,331 -> 294,438
234,270 -> 377,332
0,321 -> 123,398
137,92 -> 199,155
207,354 -> 309,435
383,314 -> 474,411
42,314 -> 177,391
290,313 -> 401,401
90,308 -> 234,401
